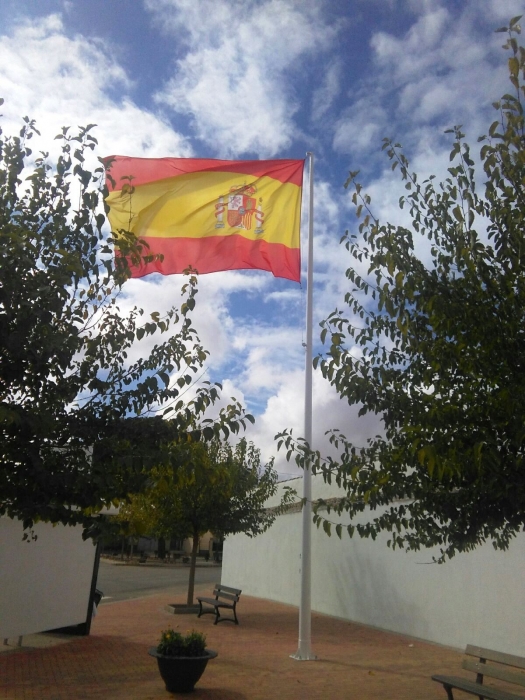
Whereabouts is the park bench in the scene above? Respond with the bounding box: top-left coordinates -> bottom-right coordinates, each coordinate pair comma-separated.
197,584 -> 242,625
432,645 -> 525,700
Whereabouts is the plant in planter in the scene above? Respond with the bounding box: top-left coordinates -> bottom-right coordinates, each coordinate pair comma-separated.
149,628 -> 217,693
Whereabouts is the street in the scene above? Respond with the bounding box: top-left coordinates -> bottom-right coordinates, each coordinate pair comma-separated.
96,558 -> 221,603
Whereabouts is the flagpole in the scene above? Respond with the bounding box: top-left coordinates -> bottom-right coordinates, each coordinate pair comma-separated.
291,152 -> 316,661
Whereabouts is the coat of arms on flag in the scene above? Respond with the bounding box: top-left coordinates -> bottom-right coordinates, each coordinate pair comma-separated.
214,184 -> 264,234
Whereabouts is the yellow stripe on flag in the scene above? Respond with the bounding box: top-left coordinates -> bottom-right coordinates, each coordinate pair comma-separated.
106,171 -> 301,249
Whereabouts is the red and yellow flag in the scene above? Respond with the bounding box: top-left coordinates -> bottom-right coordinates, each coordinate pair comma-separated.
104,157 -> 304,282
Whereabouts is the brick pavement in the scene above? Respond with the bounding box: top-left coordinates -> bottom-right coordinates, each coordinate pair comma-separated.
0,583 -> 466,699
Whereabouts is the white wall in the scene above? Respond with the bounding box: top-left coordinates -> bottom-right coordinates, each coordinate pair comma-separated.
222,475 -> 525,655
0,517 -> 97,639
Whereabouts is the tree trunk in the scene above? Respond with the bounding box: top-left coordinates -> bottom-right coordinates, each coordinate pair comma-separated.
157,537 -> 166,560
186,532 -> 200,606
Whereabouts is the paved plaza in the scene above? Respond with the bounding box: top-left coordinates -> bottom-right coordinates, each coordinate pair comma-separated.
0,583 -> 465,699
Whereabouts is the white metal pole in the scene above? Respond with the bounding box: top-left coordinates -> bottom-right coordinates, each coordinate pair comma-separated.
291,152 -> 316,661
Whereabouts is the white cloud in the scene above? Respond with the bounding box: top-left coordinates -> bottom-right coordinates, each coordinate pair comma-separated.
484,0 -> 524,22
0,14 -> 191,160
371,6 -> 450,77
332,1 -> 514,168
369,2 -> 509,134
232,324 -> 303,396
312,61 -> 341,122
242,367 -> 382,477
333,99 -> 388,156
147,0 -> 338,156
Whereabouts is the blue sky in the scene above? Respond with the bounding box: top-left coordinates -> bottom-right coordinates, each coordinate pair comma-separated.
0,0 -> 521,477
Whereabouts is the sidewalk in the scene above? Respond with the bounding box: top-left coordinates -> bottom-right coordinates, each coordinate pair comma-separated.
0,583 -> 465,699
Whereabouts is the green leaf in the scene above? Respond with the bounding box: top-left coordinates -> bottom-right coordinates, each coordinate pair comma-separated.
509,57 -> 519,77
452,205 -> 463,222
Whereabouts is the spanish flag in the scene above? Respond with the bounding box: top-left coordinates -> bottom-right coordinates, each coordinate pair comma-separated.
104,157 -> 304,282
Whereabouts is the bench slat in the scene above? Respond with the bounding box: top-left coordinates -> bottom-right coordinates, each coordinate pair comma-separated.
214,592 -> 240,602
462,661 -> 525,688
197,599 -> 234,610
215,584 -> 241,595
197,597 -> 231,606
432,675 -> 525,700
466,647 -> 525,672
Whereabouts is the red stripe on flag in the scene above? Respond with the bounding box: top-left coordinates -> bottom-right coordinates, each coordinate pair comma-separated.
123,234 -> 301,282
105,156 -> 304,189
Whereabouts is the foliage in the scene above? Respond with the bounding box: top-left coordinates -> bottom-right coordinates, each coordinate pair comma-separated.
156,628 -> 207,657
0,109 -> 252,536
278,17 -> 525,561
119,437 -> 287,603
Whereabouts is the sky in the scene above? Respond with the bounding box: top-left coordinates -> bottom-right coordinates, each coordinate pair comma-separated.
0,0 -> 521,479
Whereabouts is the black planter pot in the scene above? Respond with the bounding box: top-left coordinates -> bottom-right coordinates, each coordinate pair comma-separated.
148,648 -> 218,693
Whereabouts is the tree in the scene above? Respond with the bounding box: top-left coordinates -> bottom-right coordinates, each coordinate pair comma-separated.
118,438 -> 284,605
0,110 -> 251,536
279,17 -> 525,561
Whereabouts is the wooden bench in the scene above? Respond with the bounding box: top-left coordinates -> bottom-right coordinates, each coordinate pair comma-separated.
197,584 -> 241,625
432,645 -> 525,700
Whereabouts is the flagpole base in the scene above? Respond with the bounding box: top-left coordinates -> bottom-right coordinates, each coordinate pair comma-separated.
290,646 -> 317,661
